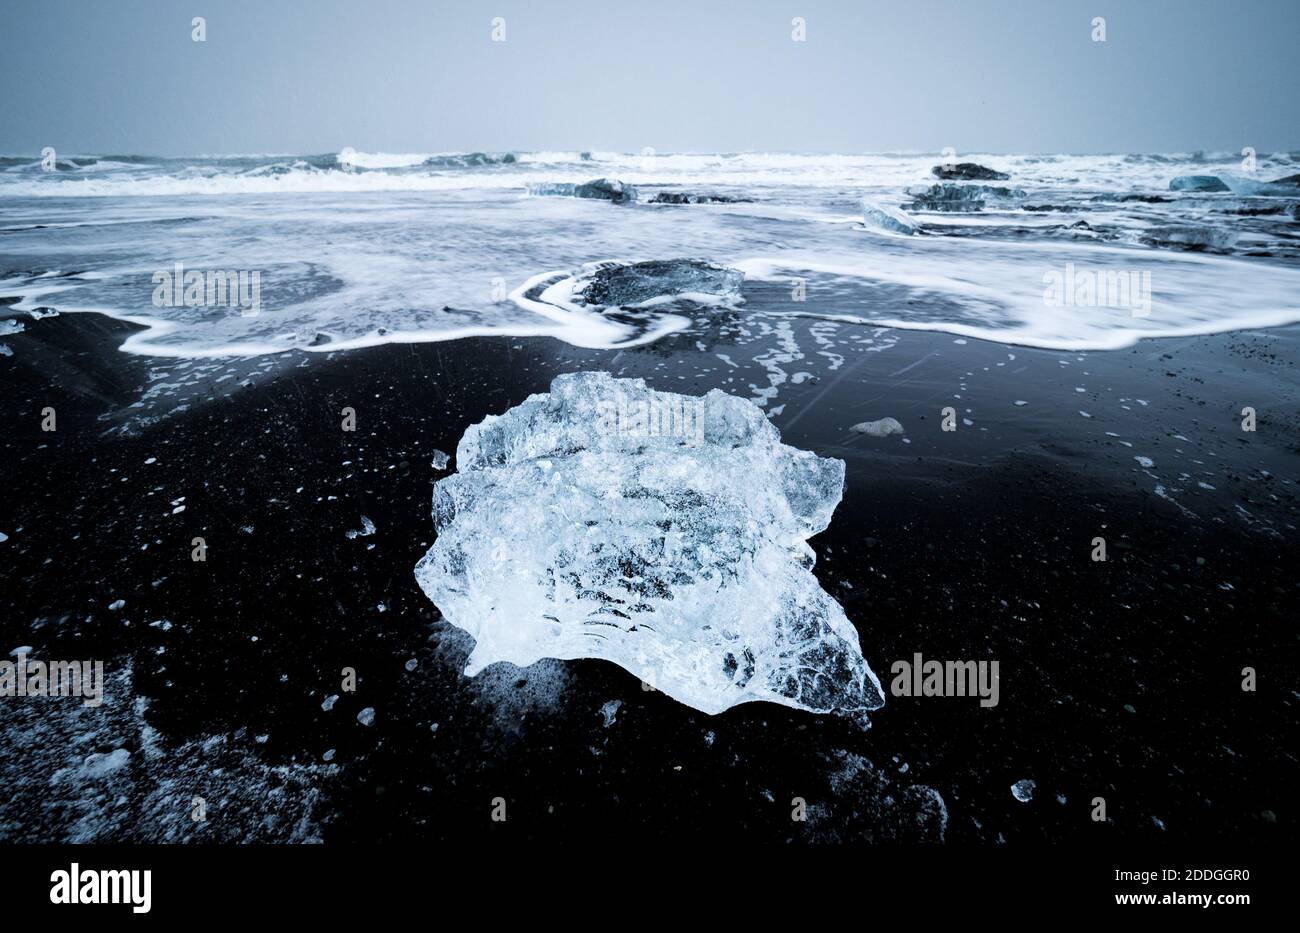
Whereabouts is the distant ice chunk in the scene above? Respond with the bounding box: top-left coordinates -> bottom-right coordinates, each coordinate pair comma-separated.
647,191 -> 751,204
1011,778 -> 1035,802
526,177 -> 638,203
905,183 -> 1025,212
1168,174 -> 1229,192
431,449 -> 450,470
861,199 -> 917,235
414,371 -> 883,718
932,162 -> 1010,181
851,417 -> 904,437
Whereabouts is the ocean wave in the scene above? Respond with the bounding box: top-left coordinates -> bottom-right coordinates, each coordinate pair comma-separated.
5,150 -> 1300,199
3,151 -> 1299,358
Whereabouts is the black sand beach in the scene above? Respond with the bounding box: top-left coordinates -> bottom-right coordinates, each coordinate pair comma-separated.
1,309 -> 1294,844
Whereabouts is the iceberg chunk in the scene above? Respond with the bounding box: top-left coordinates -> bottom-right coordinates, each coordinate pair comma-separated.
861,199 -> 917,235
577,259 -> 743,309
1168,174 -> 1230,192
413,372 -> 884,718
904,183 -> 1025,212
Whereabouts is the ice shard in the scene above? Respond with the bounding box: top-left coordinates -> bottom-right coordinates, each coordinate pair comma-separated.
861,199 -> 917,235
414,372 -> 884,718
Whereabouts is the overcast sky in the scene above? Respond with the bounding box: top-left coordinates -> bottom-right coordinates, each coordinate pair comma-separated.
2,0 -> 1297,156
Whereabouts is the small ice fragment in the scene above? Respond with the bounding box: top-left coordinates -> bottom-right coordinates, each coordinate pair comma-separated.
953,338 -> 967,345
82,748 -> 130,777
0,532 -> 8,543
1078,411 -> 1091,418
404,658 -> 418,671
431,449 -> 450,470
357,707 -> 376,726
108,599 -> 125,611
346,516 -> 376,539
1013,400 -> 1027,406
1134,456 -> 1155,468
1011,779 -> 1036,803
599,699 -> 622,727
323,748 -> 336,761
851,417 -> 904,437
321,694 -> 339,712
144,457 -> 157,465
